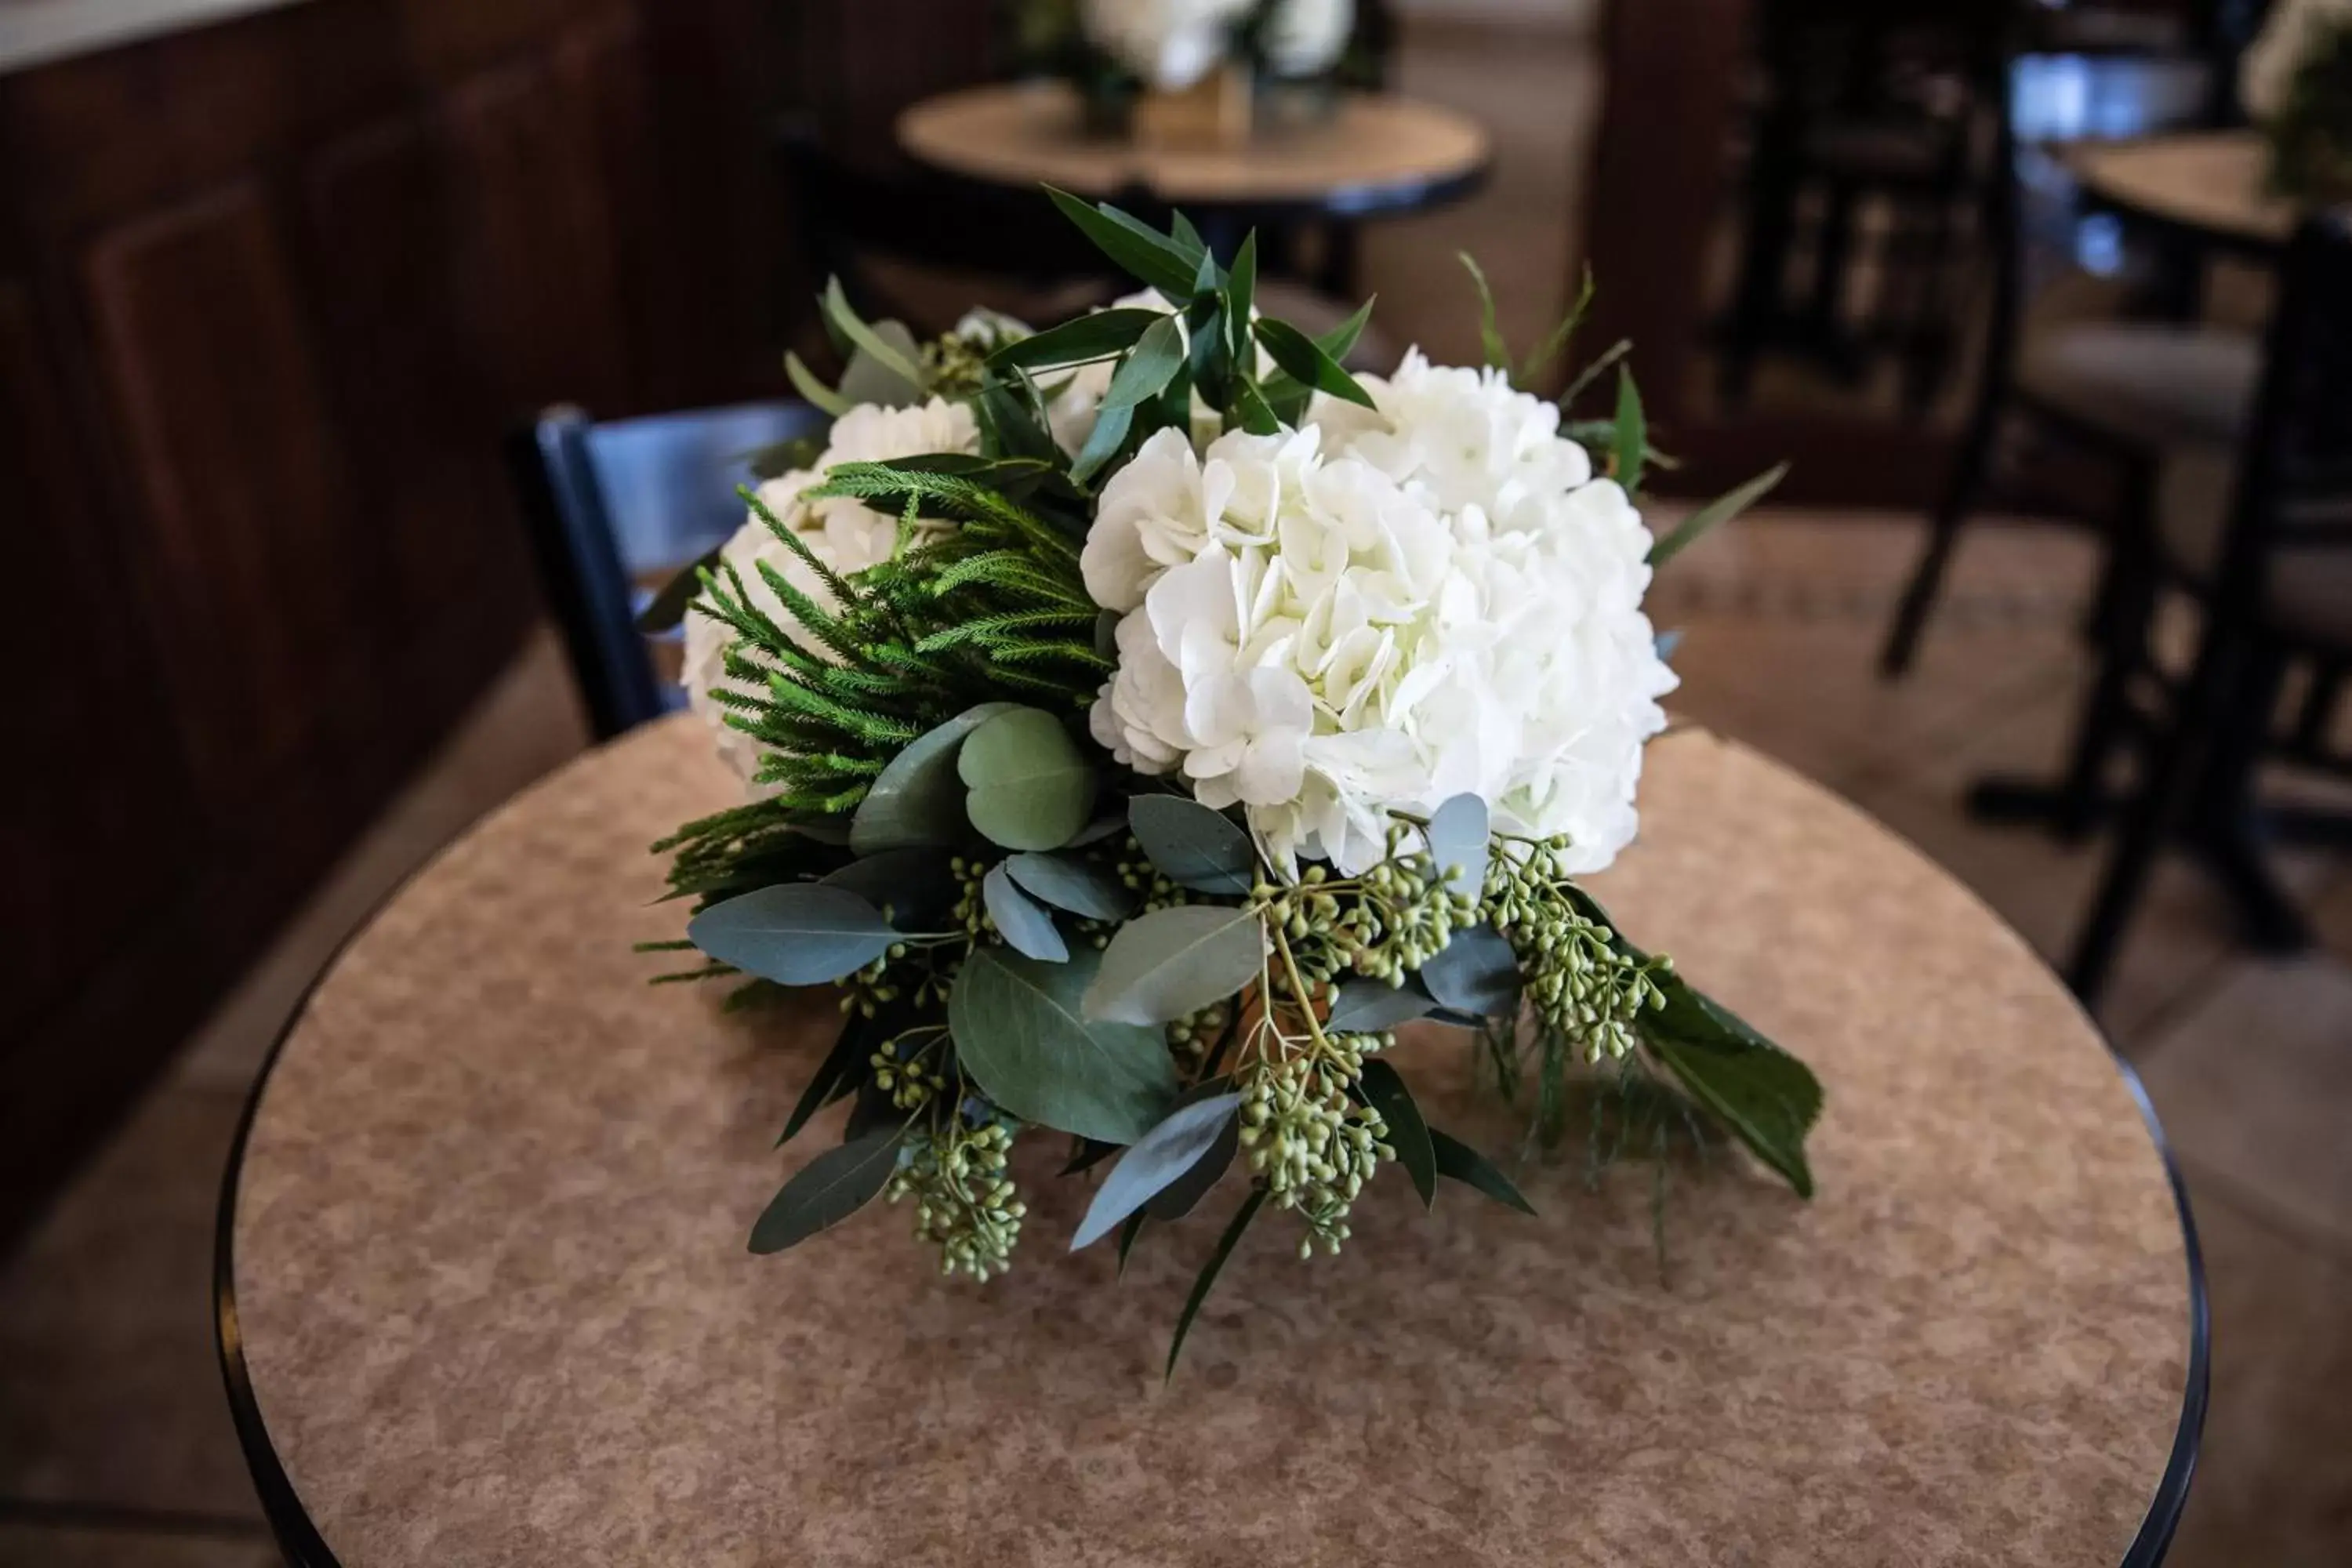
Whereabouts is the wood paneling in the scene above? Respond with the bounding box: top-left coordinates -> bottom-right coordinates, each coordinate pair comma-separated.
0,0 -> 792,1242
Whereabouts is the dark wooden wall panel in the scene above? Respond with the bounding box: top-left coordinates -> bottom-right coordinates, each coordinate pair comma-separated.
0,0 -> 794,1243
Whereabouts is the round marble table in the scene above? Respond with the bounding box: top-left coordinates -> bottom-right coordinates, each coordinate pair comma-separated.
2065,129 -> 2297,256
218,717 -> 2204,1566
896,82 -> 1490,223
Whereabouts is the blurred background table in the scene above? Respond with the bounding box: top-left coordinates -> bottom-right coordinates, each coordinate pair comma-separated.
2066,130 -> 2298,255
895,81 -> 1490,256
219,717 -> 2203,1566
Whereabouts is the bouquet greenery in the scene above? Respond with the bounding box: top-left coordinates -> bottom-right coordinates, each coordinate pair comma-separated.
2267,13 -> 2352,201
646,192 -> 1821,1372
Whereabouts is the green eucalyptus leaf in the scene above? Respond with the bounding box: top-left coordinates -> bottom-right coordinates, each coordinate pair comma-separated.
949,946 -> 1180,1143
1225,230 -> 1258,365
978,375 -> 1059,464
1167,1187 -> 1265,1380
819,849 -> 960,928
1144,1084 -> 1241,1221
1327,977 -> 1439,1033
1129,795 -> 1256,895
1044,187 -> 1207,297
959,707 -> 1099,851
1253,318 -> 1376,408
1429,1127 -> 1537,1215
1069,399 -> 1134,486
749,1126 -> 906,1254
1005,852 -> 1138,920
837,321 -> 928,408
1424,793 -> 1490,899
851,702 -> 1020,855
1649,463 -> 1789,568
1356,1059 -> 1436,1207
822,278 -> 928,394
1417,924 -> 1522,1017
784,350 -> 853,418
982,862 -> 1069,963
688,884 -> 901,987
1083,905 -> 1266,1026
1071,1091 -> 1243,1250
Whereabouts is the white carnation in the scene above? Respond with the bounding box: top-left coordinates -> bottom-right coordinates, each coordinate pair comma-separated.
683,397 -> 980,791
1082,0 -> 1254,89
1087,359 -> 1675,876
1263,0 -> 1354,78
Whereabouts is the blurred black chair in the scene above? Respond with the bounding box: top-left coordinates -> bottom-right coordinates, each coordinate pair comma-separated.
510,401 -> 829,741
2071,211 -> 2352,1004
1715,0 -> 2009,418
1878,45 -> 2254,688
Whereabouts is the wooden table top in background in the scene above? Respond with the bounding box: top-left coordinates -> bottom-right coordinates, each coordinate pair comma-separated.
896,81 -> 1491,212
2066,129 -> 2297,254
222,717 -> 2200,1566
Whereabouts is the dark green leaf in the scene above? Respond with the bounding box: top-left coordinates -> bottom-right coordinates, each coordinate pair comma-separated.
1649,463 -> 1789,568
1424,793 -> 1490,899
1083,906 -> 1265,1026
1315,296 -> 1377,365
1116,1210 -> 1149,1276
1145,1087 -> 1240,1220
784,350 -> 852,418
819,849 -> 959,928
1559,337 -> 1631,412
1005,851 -> 1138,920
1170,209 -> 1206,253
949,946 -> 1179,1143
1129,795 -> 1256,895
1063,1138 -> 1120,1176
1167,1187 -> 1265,1380
688,884 -> 901,986
978,376 -> 1059,464
1643,977 -> 1822,1198
1071,1091 -> 1243,1249
1230,377 -> 1282,437
1458,252 -> 1511,372
1613,368 -> 1647,493
777,1018 -> 869,1147
983,862 -> 1069,963
1357,1059 -> 1436,1207
1327,978 -> 1439,1033
988,307 -> 1163,373
1098,313 -> 1187,415
1225,230 -> 1258,366
1429,1127 -> 1537,1214
1044,187 -> 1207,297
960,707 -> 1099,851
1261,369 -> 1313,426
749,1126 -> 905,1254
1520,266 -> 1594,384
637,543 -> 724,633
1253,318 -> 1376,408
1417,924 -> 1522,1016
851,703 -> 1018,855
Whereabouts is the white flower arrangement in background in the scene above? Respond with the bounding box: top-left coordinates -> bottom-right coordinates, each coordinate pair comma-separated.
2243,0 -> 2352,122
1079,0 -> 1353,92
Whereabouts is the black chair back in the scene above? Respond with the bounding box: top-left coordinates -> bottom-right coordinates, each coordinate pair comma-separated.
2212,210 -> 2352,622
510,401 -> 829,741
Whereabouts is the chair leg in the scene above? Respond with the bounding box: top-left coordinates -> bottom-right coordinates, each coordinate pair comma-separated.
2067,620 -> 2253,1007
2185,642 -> 2311,953
1880,391 -> 2000,678
2050,526 -> 2158,841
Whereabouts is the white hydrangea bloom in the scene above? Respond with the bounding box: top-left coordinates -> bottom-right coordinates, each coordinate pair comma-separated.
1081,0 -> 1254,90
1263,0 -> 1354,78
683,398 -> 980,791
1087,357 -> 1675,876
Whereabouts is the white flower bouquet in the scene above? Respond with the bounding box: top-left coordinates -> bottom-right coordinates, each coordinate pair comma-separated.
648,194 -> 1820,1372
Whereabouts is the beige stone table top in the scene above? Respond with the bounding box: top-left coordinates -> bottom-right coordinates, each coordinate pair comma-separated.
222,717 -> 2200,1566
896,81 -> 1490,211
2066,129 -> 2296,254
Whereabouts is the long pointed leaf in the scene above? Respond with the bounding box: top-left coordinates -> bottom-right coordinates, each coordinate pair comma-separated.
1167,1186 -> 1266,1380
822,278 -> 927,393
777,1019 -> 870,1148
1315,296 -> 1377,365
988,307 -> 1164,372
1098,314 -> 1187,415
1613,368 -> 1647,493
785,350 -> 852,418
1044,187 -> 1207,296
1357,1060 -> 1436,1208
1458,252 -> 1511,372
1071,1091 -> 1243,1249
1254,318 -> 1376,408
749,1126 -> 905,1254
1649,463 -> 1789,568
1429,1128 -> 1536,1215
